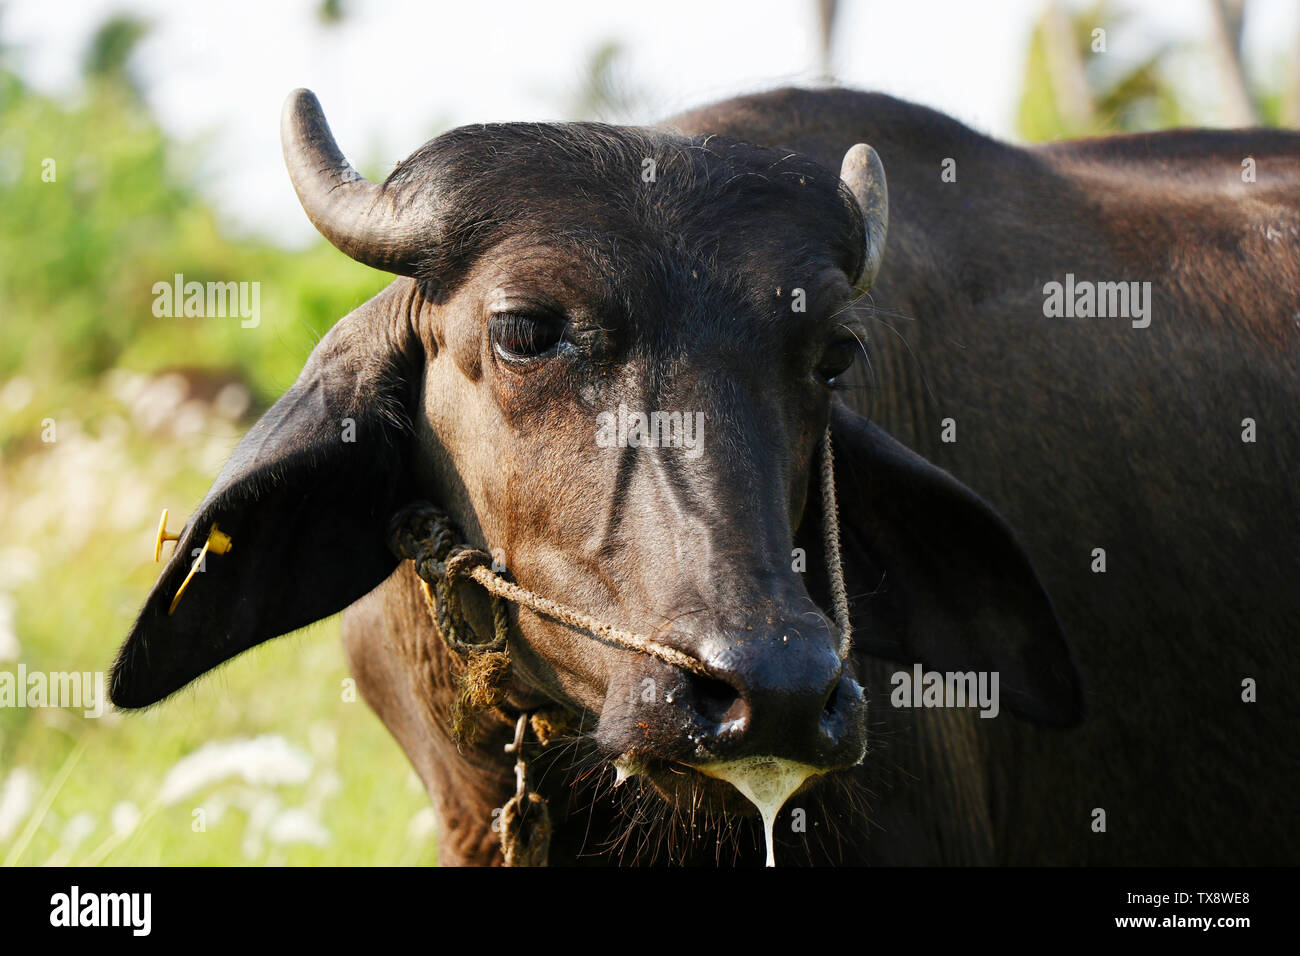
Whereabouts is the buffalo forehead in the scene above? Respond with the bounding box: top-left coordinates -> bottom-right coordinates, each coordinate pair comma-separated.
396,121 -> 859,291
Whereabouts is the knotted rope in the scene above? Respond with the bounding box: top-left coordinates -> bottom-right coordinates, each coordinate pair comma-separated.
386,425 -> 852,865
817,427 -> 853,659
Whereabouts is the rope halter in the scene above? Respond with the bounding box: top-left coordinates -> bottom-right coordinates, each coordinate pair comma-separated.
388,425 -> 852,668
386,425 -> 853,865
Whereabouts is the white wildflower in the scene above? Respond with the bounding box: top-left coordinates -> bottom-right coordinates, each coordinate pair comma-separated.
157,735 -> 313,806
0,377 -> 34,413
241,793 -> 280,861
0,768 -> 36,841
267,808 -> 330,848
0,549 -> 39,590
60,811 -> 96,849
109,801 -> 141,838
213,383 -> 251,420
0,593 -> 19,661
407,807 -> 437,842
131,374 -> 187,433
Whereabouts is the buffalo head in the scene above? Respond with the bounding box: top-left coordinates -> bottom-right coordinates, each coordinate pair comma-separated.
111,91 -> 1082,826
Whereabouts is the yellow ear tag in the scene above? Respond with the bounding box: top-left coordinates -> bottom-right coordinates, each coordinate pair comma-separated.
154,508 -> 182,562
167,523 -> 234,616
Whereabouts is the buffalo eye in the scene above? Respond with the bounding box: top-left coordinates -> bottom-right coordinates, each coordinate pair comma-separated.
815,332 -> 861,386
490,311 -> 567,363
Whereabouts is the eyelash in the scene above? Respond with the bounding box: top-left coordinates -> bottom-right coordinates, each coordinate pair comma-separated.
816,334 -> 863,387
490,312 -> 569,361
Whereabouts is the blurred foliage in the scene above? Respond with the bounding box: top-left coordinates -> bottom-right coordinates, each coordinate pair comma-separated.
1017,1 -> 1190,140
0,45 -> 388,454
1015,0 -> 1294,142
3,0 -> 1297,868
81,13 -> 151,98
317,0 -> 347,27
0,17 -> 424,866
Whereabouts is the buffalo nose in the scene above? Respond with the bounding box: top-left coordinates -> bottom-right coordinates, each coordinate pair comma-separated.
679,632 -> 866,767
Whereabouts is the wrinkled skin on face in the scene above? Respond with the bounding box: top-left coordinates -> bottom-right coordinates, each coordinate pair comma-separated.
110,92 -> 1082,865
405,130 -> 874,783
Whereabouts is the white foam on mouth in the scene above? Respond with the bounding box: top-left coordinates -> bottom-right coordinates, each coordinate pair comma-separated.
694,757 -> 821,867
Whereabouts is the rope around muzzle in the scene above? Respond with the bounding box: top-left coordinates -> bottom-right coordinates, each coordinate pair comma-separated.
388,427 -> 852,668
386,426 -> 853,863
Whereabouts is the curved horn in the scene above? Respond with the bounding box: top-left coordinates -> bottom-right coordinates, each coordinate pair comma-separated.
839,143 -> 889,289
281,88 -> 429,275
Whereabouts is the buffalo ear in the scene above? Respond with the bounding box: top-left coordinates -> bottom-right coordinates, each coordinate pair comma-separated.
110,285 -> 422,708
812,402 -> 1085,725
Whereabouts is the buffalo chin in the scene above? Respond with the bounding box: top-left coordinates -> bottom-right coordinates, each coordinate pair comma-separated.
617,754 -> 826,817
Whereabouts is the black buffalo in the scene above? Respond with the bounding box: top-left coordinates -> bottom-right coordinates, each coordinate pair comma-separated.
113,87 -> 1297,866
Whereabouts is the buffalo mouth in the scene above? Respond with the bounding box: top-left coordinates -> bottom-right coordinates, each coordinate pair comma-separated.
610,753 -> 828,817
528,734 -> 865,864
597,754 -> 842,866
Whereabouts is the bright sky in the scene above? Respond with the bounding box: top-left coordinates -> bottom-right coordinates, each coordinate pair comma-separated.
5,0 -> 1297,244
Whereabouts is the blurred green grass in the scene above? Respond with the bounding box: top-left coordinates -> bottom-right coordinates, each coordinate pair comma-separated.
0,378 -> 440,865
5,3 -> 1293,868
0,59 -> 436,864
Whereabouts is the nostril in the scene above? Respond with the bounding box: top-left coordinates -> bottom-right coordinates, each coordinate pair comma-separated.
820,675 -> 863,742
823,678 -> 841,716
688,674 -> 744,726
